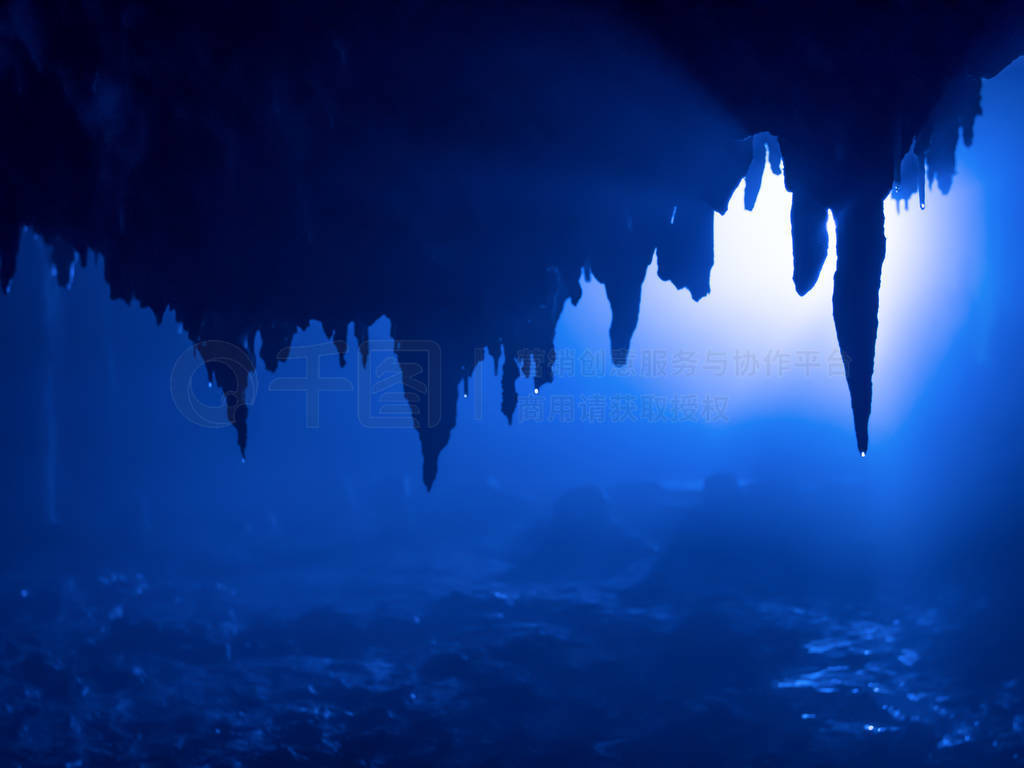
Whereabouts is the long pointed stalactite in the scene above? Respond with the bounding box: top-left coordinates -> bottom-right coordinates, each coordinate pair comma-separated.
833,198 -> 888,456
1,1 -> 1022,485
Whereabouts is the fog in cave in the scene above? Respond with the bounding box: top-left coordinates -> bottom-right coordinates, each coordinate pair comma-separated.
1,6 -> 1024,766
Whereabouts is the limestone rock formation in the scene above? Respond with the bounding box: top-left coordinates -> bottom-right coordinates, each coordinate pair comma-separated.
1,1 -> 1021,484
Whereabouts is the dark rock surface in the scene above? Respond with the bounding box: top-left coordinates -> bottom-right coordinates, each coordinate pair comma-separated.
3,480 -> 1024,767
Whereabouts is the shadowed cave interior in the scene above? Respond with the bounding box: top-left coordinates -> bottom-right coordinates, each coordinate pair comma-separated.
4,3 -> 1024,767
3,1 -> 1022,486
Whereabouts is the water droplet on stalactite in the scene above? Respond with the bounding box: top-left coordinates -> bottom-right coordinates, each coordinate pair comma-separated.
533,387 -> 539,395
861,451 -> 866,458
241,457 -> 246,464
919,200 -> 925,210
208,381 -> 213,388
463,393 -> 468,398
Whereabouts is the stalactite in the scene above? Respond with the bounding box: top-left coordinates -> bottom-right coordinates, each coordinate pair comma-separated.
790,193 -> 831,296
0,1 -> 1021,484
832,197 -> 887,455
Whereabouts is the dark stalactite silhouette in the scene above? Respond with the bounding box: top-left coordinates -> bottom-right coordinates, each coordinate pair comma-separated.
833,198 -> 887,456
1,1 -> 1022,484
789,193 -> 830,298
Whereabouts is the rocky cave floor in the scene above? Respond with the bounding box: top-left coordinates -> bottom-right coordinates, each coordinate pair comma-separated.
2,513 -> 1023,768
